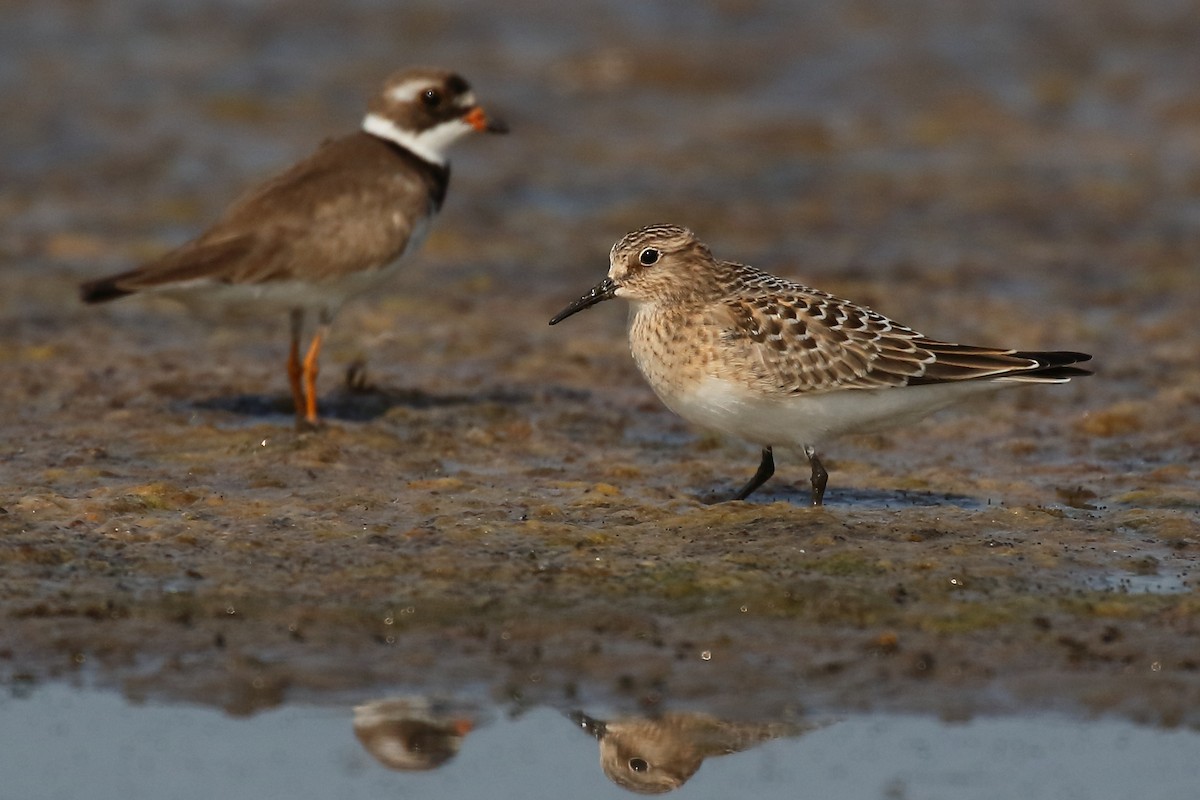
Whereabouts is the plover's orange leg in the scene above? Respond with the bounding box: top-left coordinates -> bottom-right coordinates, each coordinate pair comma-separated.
301,322 -> 329,426
287,310 -> 306,423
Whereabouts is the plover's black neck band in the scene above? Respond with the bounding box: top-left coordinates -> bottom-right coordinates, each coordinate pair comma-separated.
372,136 -> 450,210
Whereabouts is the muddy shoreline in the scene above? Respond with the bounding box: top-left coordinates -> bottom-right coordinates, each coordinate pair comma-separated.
3,0 -> 1199,730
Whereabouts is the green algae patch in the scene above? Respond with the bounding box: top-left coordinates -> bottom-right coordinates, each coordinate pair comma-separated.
1112,490 -> 1200,510
804,553 -> 890,578
106,483 -> 201,512
1115,509 -> 1200,540
1056,592 -> 1183,620
913,601 -> 1023,635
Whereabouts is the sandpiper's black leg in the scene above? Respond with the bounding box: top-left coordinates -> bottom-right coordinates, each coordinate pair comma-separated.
732,447 -> 775,501
805,445 -> 828,506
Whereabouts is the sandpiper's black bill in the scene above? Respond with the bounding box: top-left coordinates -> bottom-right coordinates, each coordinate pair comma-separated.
548,277 -> 617,325
566,710 -> 607,740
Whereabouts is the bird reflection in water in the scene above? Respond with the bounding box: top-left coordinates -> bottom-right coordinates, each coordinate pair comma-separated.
352,697 -> 476,771
569,709 -> 829,794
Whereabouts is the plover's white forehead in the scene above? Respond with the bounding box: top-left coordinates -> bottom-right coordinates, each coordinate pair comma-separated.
387,78 -> 435,103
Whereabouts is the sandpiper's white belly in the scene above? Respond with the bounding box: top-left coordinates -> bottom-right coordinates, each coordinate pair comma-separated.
659,375 -> 1004,448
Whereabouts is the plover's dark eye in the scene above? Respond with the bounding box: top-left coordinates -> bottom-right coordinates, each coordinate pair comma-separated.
638,248 -> 659,266
422,88 -> 442,108
629,758 -> 649,773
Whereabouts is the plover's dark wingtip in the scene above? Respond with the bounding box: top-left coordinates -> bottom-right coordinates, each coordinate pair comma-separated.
79,277 -> 132,304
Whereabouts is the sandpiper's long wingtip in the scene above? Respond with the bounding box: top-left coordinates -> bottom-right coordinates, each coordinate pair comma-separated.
1016,350 -> 1094,381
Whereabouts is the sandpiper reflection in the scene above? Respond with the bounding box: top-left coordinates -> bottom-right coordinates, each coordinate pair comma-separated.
569,709 -> 829,794
353,696 -> 476,771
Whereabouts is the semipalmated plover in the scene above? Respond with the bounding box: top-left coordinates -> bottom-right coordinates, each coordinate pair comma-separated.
81,67 -> 506,427
550,224 -> 1093,505
353,697 -> 475,772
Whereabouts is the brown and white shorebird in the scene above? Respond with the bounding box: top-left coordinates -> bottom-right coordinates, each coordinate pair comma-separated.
550,224 -> 1092,506
80,67 -> 506,427
352,697 -> 475,772
569,710 -> 817,794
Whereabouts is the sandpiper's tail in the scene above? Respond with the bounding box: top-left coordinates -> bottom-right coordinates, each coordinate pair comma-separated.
910,342 -> 1093,385
1003,350 -> 1093,382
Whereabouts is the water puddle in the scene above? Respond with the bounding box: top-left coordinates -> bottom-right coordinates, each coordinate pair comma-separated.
1081,568 -> 1193,595
3,683 -> 1196,799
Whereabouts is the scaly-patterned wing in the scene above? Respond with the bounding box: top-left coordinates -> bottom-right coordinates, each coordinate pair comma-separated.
712,264 -> 1090,394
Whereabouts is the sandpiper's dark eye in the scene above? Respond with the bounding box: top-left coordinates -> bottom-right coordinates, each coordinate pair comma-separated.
629,758 -> 649,773
638,248 -> 659,266
422,88 -> 442,108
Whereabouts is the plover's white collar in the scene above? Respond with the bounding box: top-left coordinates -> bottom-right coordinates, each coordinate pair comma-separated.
362,113 -> 472,167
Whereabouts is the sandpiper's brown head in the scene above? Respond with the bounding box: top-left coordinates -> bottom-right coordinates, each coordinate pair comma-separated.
549,224 -> 717,324
606,224 -> 721,303
363,68 -> 507,166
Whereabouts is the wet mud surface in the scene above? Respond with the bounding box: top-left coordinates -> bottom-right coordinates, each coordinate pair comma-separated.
2,0 -> 1199,727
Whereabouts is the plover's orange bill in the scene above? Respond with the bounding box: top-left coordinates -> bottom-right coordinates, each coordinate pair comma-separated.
81,67 -> 507,428
551,224 -> 1092,505
352,697 -> 475,772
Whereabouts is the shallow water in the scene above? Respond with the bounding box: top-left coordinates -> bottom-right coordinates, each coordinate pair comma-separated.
2,0 -> 1199,795
5,684 -> 1199,800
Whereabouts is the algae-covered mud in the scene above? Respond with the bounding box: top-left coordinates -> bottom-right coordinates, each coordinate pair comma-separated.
2,0 -> 1199,780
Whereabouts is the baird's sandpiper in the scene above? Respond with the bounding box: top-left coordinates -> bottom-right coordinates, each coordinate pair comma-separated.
550,224 -> 1092,505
